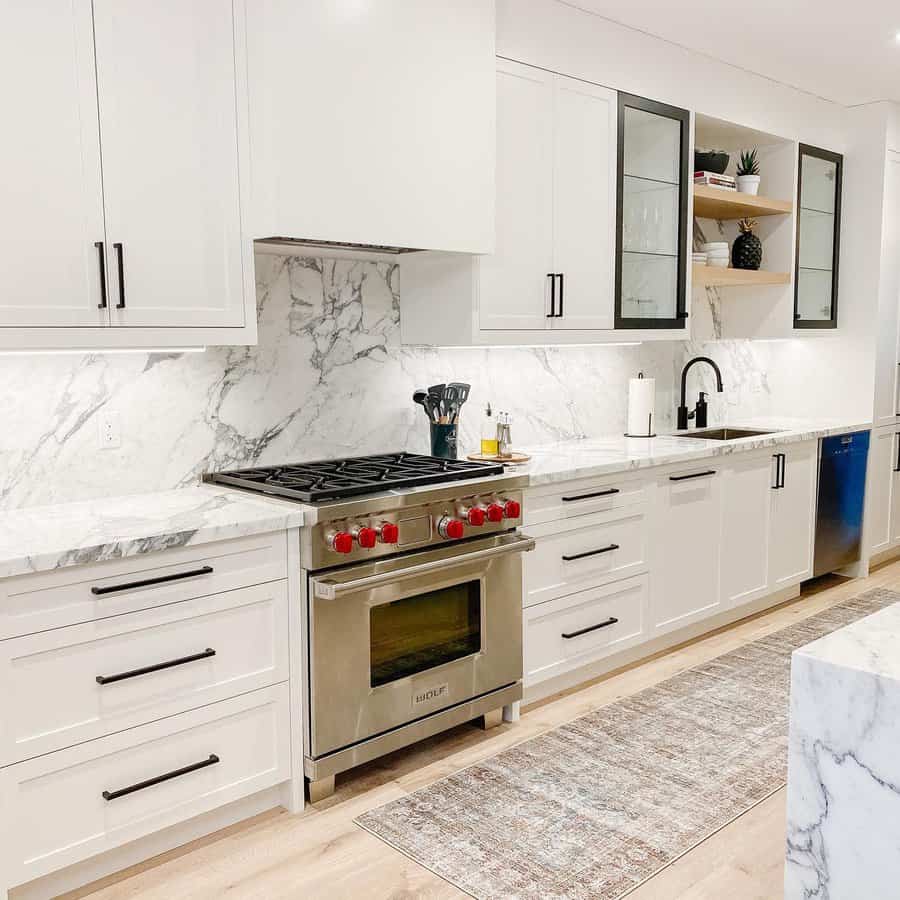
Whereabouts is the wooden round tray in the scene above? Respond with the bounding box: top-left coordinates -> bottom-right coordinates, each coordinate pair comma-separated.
468,452 -> 531,465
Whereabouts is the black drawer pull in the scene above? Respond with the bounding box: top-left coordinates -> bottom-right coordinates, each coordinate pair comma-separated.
561,488 -> 620,502
91,565 -> 214,596
102,754 -> 220,802
562,543 -> 619,562
669,470 -> 716,482
96,648 -> 216,685
562,617 -> 619,639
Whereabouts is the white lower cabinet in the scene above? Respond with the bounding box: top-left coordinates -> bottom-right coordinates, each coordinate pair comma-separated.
865,425 -> 900,557
524,576 -> 647,686
769,441 -> 818,588
649,465 -> 722,635
0,684 -> 290,887
720,452 -> 773,608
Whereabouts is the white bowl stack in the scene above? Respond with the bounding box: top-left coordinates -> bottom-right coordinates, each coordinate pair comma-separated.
701,241 -> 729,268
692,251 -> 708,266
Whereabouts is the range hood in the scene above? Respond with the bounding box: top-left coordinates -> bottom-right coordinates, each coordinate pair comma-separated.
257,237 -> 426,258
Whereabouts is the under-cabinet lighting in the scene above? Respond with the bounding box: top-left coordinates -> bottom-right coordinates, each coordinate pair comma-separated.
424,342 -> 643,350
0,347 -> 207,356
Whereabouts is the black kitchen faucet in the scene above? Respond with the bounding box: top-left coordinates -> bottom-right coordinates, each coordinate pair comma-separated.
677,357 -> 724,430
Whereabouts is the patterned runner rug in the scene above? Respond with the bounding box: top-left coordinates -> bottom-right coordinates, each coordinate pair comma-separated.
356,589 -> 897,899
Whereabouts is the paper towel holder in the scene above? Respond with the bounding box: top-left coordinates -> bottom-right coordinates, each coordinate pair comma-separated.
624,372 -> 657,439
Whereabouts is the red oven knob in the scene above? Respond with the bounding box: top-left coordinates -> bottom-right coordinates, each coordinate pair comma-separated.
377,522 -> 399,544
354,526 -> 377,549
462,506 -> 486,527
438,516 -> 465,539
503,499 -> 521,520
329,531 -> 353,554
486,502 -> 505,523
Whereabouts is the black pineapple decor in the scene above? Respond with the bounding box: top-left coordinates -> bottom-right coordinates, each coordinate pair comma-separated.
732,217 -> 762,270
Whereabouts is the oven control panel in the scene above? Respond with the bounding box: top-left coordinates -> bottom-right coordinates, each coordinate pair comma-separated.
309,489 -> 524,569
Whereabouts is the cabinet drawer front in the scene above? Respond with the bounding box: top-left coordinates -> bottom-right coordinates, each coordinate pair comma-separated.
525,509 -> 647,606
525,476 -> 647,527
1,684 -> 290,887
0,531 -> 289,639
0,581 -> 289,765
525,575 -> 647,686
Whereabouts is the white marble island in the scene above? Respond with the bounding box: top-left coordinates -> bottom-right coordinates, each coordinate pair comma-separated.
785,600 -> 900,899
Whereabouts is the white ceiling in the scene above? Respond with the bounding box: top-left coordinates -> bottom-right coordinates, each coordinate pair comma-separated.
568,0 -> 900,106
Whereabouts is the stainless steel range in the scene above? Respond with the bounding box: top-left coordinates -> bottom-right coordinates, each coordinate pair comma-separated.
205,453 -> 533,802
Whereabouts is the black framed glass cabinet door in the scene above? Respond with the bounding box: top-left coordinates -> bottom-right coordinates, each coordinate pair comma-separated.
615,93 -> 690,329
794,144 -> 842,329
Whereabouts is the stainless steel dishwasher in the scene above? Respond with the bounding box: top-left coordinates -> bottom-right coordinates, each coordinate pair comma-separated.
813,431 -> 870,577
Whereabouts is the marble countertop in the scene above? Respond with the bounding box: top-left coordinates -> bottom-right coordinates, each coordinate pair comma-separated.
517,418 -> 871,486
0,486 -> 305,581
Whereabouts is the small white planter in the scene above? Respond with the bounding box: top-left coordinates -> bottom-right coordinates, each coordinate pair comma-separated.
736,174 -> 761,195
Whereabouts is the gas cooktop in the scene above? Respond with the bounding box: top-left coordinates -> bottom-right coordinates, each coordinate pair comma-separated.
204,452 -> 506,503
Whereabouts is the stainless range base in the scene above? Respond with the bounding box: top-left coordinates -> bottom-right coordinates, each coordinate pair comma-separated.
304,682 -> 522,795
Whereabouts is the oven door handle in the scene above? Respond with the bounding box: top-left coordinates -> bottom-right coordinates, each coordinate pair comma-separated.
312,534 -> 536,600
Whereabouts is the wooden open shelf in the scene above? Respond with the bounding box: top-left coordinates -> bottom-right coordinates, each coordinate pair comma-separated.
693,184 -> 793,219
693,264 -> 791,288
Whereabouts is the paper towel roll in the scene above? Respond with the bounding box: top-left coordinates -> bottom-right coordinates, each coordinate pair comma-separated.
626,373 -> 656,437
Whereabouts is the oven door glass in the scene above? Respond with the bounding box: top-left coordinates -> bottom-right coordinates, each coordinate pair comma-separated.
370,580 -> 481,687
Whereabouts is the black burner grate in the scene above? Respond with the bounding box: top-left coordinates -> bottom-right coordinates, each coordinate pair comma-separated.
205,452 -> 506,502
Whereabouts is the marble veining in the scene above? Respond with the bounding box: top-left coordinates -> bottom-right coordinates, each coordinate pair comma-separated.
0,485 -> 303,580
520,417 -> 869,486
785,598 -> 900,899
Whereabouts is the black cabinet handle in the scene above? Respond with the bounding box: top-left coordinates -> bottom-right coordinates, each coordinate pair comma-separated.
669,470 -> 716,482
779,453 -> 786,488
894,434 -> 900,473
561,488 -> 620,502
547,273 -> 556,318
562,543 -> 619,562
562,617 -> 618,640
96,648 -> 216,685
113,242 -> 126,308
91,565 -> 214,596
102,754 -> 220,802
557,273 -> 564,318
94,241 -> 108,309
772,453 -> 786,489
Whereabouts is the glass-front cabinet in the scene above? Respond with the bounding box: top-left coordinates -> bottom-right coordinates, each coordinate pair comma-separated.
795,144 -> 842,328
615,93 -> 690,329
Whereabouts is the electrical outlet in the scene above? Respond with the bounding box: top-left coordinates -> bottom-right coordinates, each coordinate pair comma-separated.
98,412 -> 122,450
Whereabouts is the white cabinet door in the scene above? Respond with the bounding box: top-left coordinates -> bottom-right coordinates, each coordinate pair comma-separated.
891,441 -> 900,547
873,152 -> 900,427
93,0 -> 246,328
0,1 -> 108,327
650,467 -> 722,635
551,77 -> 616,330
769,442 -> 818,589
866,428 -> 897,556
720,452 -> 773,609
479,60 -> 554,331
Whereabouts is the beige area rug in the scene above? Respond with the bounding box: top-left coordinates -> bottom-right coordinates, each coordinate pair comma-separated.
356,589 -> 897,899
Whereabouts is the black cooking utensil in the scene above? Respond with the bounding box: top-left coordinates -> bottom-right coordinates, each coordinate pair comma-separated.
413,389 -> 432,421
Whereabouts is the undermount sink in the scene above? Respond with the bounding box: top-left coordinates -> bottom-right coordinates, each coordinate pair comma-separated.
677,427 -> 781,441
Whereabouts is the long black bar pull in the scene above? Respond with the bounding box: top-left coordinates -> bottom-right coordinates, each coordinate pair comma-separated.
557,273 -> 564,318
96,648 -> 216,685
562,617 -> 619,639
562,544 -> 619,562
94,242 -> 108,309
102,754 -> 220,802
91,565 -> 214,596
547,273 -> 557,318
561,488 -> 620,502
113,242 -> 126,308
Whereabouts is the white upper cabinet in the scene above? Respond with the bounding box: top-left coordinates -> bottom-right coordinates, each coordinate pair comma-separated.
0,0 -> 255,348
551,76 -> 616,330
0,1 -> 107,327
93,0 -> 247,329
246,0 -> 495,254
479,61 -> 554,330
873,151 -> 900,427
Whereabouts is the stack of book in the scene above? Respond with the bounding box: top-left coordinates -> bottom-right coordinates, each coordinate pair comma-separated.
694,171 -> 736,191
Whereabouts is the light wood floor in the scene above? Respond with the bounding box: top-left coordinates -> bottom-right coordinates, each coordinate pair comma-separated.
67,558 -> 900,900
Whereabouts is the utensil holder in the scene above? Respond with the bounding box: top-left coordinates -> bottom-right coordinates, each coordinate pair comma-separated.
430,423 -> 458,460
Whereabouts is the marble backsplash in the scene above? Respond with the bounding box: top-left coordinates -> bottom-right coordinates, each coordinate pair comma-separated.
0,252 -> 772,510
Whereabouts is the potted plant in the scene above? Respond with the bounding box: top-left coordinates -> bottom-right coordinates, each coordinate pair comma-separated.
736,149 -> 761,195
